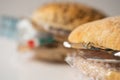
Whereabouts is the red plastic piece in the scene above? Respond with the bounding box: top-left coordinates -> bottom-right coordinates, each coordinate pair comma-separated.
28,40 -> 34,48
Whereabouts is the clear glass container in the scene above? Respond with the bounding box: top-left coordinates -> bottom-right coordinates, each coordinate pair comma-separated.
66,50 -> 120,80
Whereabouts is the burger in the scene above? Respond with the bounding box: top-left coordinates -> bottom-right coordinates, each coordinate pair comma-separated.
65,16 -> 120,80
32,3 -> 105,41
18,2 -> 105,62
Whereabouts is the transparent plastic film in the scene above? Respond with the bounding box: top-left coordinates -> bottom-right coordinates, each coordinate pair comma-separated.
66,50 -> 120,80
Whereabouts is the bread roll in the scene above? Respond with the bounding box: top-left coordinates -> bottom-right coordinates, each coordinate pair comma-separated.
69,16 -> 120,50
32,3 -> 105,31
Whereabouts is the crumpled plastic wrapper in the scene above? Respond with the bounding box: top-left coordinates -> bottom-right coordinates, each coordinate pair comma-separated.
66,52 -> 120,80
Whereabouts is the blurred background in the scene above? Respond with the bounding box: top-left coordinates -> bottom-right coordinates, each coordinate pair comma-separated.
0,0 -> 120,17
0,0 -> 120,80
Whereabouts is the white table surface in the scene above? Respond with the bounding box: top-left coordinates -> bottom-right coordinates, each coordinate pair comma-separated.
0,38 -> 18,80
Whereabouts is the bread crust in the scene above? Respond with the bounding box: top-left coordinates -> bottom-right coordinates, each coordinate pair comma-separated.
69,16 -> 120,50
32,3 -> 105,31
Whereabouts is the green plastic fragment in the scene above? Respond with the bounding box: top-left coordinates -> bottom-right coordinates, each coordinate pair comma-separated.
39,36 -> 55,45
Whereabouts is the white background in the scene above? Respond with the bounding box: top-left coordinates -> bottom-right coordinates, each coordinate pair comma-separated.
0,0 -> 120,80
